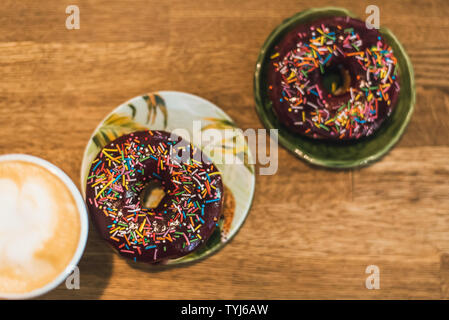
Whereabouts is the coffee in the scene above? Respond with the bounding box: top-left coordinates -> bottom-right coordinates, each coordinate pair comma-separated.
0,160 -> 81,295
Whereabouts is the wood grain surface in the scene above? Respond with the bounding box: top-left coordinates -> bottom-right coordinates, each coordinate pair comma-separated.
1,0 -> 449,299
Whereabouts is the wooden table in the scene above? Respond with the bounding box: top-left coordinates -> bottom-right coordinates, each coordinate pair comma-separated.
1,0 -> 448,299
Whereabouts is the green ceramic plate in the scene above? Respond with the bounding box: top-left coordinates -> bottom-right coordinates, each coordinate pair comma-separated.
254,7 -> 415,168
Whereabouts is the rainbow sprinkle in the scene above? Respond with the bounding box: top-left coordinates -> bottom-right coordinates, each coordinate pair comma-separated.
271,21 -> 400,139
86,131 -> 223,263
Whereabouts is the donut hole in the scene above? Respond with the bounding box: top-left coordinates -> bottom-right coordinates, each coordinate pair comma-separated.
140,180 -> 165,209
322,64 -> 351,96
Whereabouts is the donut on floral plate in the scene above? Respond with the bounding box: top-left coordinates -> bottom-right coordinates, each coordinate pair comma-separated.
85,130 -> 224,264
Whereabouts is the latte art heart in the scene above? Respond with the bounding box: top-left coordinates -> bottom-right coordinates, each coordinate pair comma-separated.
0,160 -> 81,295
0,177 -> 56,269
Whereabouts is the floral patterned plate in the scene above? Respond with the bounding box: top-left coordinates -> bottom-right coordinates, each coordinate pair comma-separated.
80,91 -> 255,265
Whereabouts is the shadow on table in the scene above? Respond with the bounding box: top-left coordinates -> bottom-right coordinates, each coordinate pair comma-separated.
123,238 -> 232,274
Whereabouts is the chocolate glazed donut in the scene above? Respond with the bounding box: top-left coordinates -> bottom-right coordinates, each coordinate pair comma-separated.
85,130 -> 224,263
268,16 -> 400,140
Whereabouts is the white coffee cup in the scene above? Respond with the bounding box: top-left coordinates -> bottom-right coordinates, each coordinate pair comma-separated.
0,154 -> 89,299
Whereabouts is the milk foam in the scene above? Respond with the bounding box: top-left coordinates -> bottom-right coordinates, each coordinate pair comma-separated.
0,177 -> 56,271
0,160 -> 81,295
